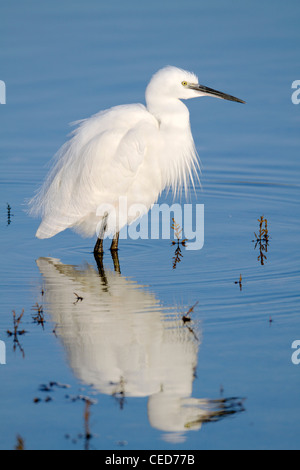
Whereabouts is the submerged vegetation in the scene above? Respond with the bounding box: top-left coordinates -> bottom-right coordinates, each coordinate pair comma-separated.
6,203 -> 13,226
31,303 -> 46,329
7,310 -> 26,358
14,435 -> 25,451
171,218 -> 188,269
235,274 -> 243,291
253,216 -> 270,265
182,301 -> 199,341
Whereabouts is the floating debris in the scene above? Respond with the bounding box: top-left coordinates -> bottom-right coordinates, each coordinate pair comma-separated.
116,440 -> 128,447
39,384 -> 52,393
35,382 -> 96,413
39,382 -> 71,393
33,396 -> 53,404
65,394 -> 97,405
33,381 -> 95,449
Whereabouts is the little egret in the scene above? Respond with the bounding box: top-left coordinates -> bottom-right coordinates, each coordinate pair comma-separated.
29,66 -> 245,255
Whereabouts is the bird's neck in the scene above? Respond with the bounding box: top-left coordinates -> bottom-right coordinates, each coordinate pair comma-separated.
146,97 -> 190,130
146,97 -> 198,196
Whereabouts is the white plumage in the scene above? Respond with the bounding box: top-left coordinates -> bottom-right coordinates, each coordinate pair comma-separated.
29,66 -> 244,249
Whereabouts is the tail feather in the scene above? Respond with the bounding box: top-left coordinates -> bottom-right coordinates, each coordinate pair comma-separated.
36,219 -> 66,239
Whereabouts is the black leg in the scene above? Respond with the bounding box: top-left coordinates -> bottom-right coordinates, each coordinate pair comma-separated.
94,251 -> 107,283
111,249 -> 121,274
94,243 -> 121,276
94,237 -> 104,255
110,232 -> 120,252
110,232 -> 120,273
94,214 -> 108,255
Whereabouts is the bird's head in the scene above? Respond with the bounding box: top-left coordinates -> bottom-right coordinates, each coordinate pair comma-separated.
146,66 -> 245,104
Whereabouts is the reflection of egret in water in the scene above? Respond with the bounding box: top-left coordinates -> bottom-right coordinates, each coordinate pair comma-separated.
36,255 -> 244,443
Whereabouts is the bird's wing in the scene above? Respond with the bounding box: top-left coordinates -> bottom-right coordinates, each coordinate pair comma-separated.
30,104 -> 158,238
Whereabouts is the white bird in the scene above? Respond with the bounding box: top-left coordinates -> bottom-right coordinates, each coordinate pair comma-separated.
29,66 -> 244,255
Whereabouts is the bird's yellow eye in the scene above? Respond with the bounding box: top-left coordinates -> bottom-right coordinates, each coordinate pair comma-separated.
181,81 -> 188,87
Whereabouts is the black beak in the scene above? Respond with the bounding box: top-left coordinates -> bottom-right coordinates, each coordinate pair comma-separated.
189,84 -> 246,104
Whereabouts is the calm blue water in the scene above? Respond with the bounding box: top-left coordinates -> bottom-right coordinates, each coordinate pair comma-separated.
0,0 -> 300,450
